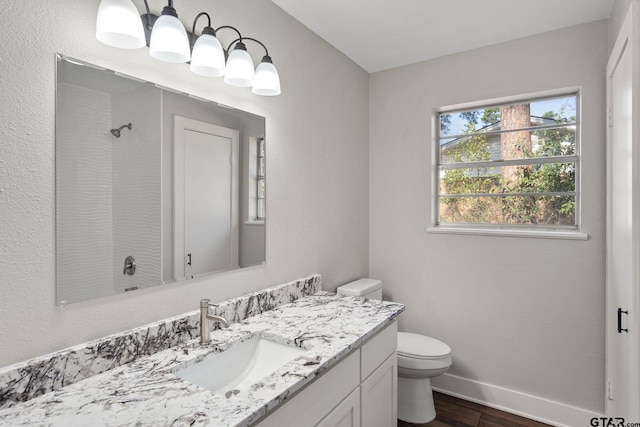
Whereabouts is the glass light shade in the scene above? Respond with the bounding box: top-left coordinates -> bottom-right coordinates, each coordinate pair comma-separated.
149,14 -> 191,63
190,32 -> 226,77
95,0 -> 145,49
224,44 -> 255,87
252,60 -> 281,96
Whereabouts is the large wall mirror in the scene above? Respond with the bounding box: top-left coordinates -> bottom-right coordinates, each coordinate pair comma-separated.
55,54 -> 266,305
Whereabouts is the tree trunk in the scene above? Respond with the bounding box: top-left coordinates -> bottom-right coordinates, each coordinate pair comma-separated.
500,104 -> 531,182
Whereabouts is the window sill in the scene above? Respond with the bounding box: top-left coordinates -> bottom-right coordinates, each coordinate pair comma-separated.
426,226 -> 589,240
245,220 -> 265,226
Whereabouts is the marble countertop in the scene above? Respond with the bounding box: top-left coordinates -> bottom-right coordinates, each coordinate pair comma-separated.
0,293 -> 403,426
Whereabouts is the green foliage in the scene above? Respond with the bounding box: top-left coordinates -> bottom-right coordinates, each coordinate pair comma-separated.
499,163 -> 575,225
459,111 -> 480,126
480,108 -> 499,126
441,123 -> 497,223
440,114 -> 452,134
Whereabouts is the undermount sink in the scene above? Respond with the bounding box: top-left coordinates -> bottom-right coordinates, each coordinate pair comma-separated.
176,336 -> 306,393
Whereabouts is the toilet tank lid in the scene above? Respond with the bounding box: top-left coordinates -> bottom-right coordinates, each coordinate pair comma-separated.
397,332 -> 451,358
337,278 -> 382,296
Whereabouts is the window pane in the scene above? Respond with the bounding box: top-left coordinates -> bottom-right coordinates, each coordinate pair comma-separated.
439,163 -> 576,195
440,127 -> 575,164
440,134 -> 494,164
438,195 -> 575,226
530,96 -> 576,122
439,95 -> 576,138
440,107 -> 499,137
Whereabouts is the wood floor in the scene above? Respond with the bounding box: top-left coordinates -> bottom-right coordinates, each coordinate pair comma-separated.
397,392 -> 552,427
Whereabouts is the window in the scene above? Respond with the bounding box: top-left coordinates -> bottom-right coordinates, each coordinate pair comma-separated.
434,91 -> 581,235
247,137 -> 265,223
256,137 -> 265,220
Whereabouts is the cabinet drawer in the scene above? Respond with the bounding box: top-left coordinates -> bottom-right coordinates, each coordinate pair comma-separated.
361,320 -> 397,381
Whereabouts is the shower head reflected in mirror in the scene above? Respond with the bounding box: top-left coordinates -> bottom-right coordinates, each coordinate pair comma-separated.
110,123 -> 132,138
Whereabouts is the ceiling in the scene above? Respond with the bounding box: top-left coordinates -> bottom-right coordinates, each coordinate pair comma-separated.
270,0 -> 614,73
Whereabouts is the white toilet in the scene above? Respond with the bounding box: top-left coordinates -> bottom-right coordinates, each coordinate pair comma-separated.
337,278 -> 452,424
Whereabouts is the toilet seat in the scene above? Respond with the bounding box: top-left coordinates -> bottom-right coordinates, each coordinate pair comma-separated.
397,332 -> 451,359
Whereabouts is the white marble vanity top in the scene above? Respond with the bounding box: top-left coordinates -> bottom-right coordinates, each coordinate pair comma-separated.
0,293 -> 403,426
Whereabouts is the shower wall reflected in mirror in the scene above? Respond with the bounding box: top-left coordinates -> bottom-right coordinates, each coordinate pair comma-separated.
55,54 -> 266,305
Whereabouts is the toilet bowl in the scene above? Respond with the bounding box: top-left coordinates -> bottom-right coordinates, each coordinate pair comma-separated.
397,332 -> 451,423
336,278 -> 452,424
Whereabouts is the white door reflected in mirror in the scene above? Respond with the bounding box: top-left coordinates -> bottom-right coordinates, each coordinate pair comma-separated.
174,117 -> 239,280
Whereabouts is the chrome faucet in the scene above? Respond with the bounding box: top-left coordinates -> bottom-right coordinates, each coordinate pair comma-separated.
200,299 -> 229,345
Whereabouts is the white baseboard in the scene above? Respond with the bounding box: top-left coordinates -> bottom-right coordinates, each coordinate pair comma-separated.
431,373 -> 603,427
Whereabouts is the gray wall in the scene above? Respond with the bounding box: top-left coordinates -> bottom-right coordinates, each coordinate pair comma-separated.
369,20 -> 608,414
0,0 -> 369,367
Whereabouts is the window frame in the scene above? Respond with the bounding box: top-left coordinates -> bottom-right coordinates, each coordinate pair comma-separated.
256,137 -> 265,221
245,137 -> 265,225
428,87 -> 588,240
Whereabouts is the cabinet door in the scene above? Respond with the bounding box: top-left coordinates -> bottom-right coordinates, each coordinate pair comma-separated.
360,352 -> 397,427
255,351 -> 360,427
316,388 -> 361,427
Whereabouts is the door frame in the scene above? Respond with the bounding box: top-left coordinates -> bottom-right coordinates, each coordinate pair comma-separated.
173,115 -> 240,280
606,2 -> 640,418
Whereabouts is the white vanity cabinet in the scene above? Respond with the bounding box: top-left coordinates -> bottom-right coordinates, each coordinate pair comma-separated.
360,322 -> 398,427
316,388 -> 361,427
255,320 -> 397,427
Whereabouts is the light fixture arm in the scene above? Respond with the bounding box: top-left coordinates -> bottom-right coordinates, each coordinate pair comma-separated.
227,37 -> 270,59
215,25 -> 243,43
190,11 -> 216,48
143,0 -> 152,21
192,12 -> 213,35
140,0 -> 157,44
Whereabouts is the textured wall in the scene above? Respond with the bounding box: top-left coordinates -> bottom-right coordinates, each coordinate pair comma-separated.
370,21 -> 608,414
0,0 -> 369,367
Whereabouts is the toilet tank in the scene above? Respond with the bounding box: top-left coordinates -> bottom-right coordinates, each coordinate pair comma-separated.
337,278 -> 383,300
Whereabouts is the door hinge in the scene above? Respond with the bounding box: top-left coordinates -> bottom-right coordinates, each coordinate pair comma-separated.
607,380 -> 613,400
607,108 -> 614,127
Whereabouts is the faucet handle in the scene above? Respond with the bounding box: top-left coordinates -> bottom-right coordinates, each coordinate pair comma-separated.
123,256 -> 136,275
